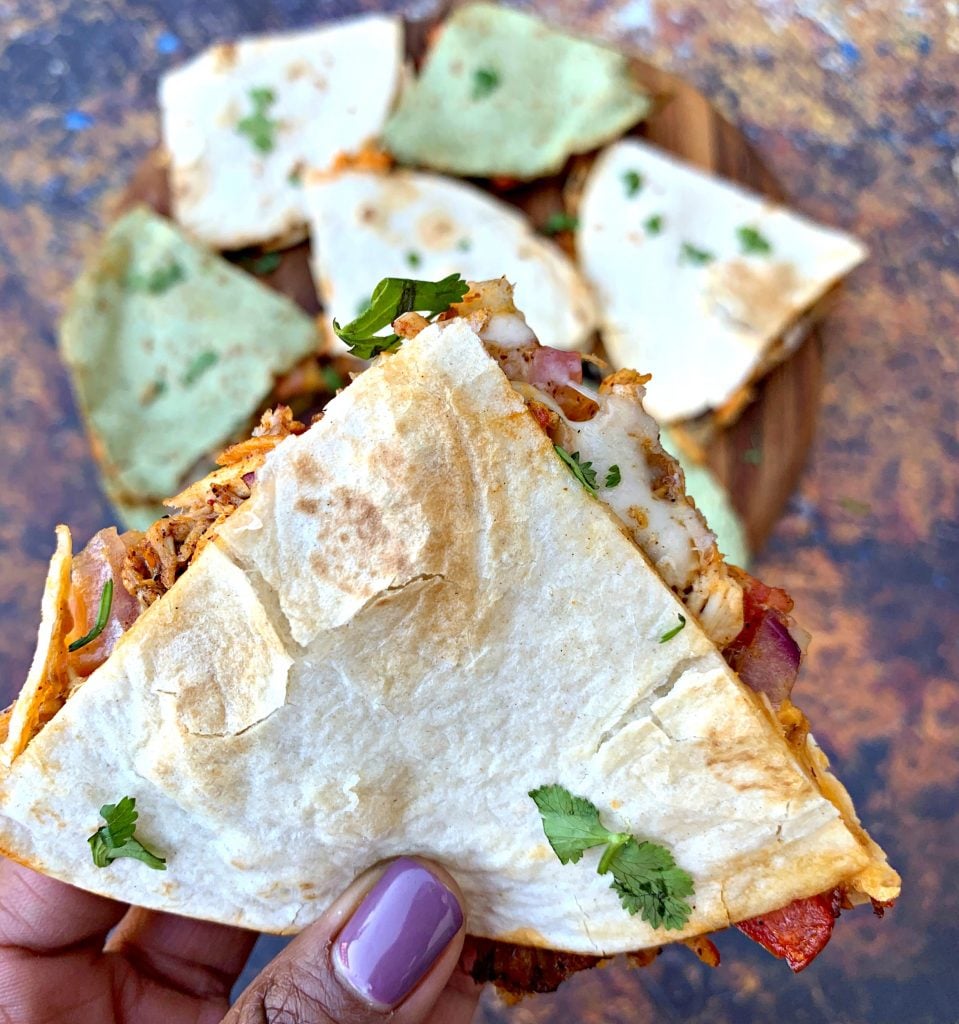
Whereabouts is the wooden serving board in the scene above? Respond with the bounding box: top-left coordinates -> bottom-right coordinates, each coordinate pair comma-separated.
119,28 -> 820,556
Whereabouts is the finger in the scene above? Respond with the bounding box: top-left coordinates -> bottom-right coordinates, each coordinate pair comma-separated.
105,907 -> 258,1002
0,857 -> 127,951
226,857 -> 476,1024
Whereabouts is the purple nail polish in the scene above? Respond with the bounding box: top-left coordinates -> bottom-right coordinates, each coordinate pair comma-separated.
333,858 -> 463,1009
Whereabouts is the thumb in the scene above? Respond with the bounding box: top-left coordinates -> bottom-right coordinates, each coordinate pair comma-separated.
223,857 -> 473,1024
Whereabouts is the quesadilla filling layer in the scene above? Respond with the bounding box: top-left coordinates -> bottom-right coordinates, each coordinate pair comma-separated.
4,278 -> 890,992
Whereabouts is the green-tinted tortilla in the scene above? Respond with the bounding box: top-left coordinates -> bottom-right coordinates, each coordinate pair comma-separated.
382,3 -> 651,179
59,206 -> 317,528
660,429 -> 751,568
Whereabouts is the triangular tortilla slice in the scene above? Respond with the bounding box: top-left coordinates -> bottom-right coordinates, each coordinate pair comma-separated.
0,318 -> 896,951
304,169 -> 597,353
59,207 -> 318,529
578,138 -> 867,424
159,17 -> 403,250
382,2 -> 651,179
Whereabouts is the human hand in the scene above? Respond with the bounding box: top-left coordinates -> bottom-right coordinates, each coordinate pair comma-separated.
0,855 -> 480,1024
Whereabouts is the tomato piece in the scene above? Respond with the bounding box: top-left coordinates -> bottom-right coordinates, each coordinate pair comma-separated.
736,889 -> 841,972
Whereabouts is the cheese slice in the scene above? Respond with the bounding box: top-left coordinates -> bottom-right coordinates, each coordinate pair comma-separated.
578,139 -> 867,423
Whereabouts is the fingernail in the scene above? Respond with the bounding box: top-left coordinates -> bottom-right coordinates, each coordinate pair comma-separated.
333,858 -> 463,1009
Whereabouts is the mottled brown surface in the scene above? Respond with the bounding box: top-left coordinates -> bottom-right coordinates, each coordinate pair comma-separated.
0,3 -> 956,1023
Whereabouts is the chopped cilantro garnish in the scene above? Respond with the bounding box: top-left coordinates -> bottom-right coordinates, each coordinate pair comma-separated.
529,785 -> 694,930
242,252 -> 282,276
643,214 -> 664,235
737,225 -> 772,255
604,464 -> 622,488
543,212 -> 579,236
622,169 -> 644,197
554,446 -> 597,496
457,238 -> 472,252
472,67 -> 501,100
236,86 -> 278,154
88,796 -> 166,871
406,250 -> 422,269
680,241 -> 715,266
322,365 -> 346,393
659,613 -> 686,643
333,274 -> 469,359
68,580 -> 113,653
127,260 -> 185,295
182,350 -> 219,387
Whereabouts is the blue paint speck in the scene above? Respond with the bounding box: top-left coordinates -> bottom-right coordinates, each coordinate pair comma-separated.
156,31 -> 181,55
917,34 -> 932,56
63,110 -> 94,131
838,39 -> 861,65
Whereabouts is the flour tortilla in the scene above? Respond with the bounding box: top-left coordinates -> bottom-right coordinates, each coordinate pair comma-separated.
0,320 -> 897,949
383,2 -> 651,179
578,139 -> 867,423
59,207 -> 318,529
304,170 -> 597,353
159,17 -> 403,250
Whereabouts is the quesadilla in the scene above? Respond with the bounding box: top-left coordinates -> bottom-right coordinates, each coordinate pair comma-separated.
159,16 -> 403,250
303,169 -> 597,353
2,279 -> 897,993
59,207 -> 319,529
382,2 -> 651,180
578,138 -> 867,426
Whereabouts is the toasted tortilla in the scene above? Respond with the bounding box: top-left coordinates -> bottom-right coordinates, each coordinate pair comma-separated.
382,3 -> 650,180
578,139 -> 867,424
1,317 -> 897,949
159,17 -> 403,249
303,170 -> 596,352
59,207 -> 317,529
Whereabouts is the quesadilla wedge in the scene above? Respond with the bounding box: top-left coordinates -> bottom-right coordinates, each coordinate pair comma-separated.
1,279 -> 897,994
382,3 -> 651,179
302,169 -> 597,355
159,16 -> 403,250
578,138 -> 867,429
58,207 -> 319,529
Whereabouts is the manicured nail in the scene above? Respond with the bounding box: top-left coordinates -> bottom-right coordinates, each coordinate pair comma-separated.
333,858 -> 463,1010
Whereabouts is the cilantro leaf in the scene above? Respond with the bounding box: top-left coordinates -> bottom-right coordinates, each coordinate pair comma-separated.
604,464 -> 621,488
554,446 -> 597,496
181,350 -> 219,387
529,785 -> 623,864
322,365 -> 346,393
529,787 -> 694,930
245,252 -> 282,276
643,214 -> 664,235
333,274 -> 469,359
737,225 -> 772,255
237,86 -> 278,154
127,260 -> 185,295
88,797 -> 166,871
472,67 -> 501,100
659,613 -> 686,643
406,250 -> 422,268
622,169 -> 644,197
680,241 -> 715,266
68,580 -> 113,653
543,212 -> 579,236
607,838 -> 694,930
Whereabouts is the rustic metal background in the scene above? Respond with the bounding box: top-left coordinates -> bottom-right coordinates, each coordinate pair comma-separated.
1,2 -> 956,1022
